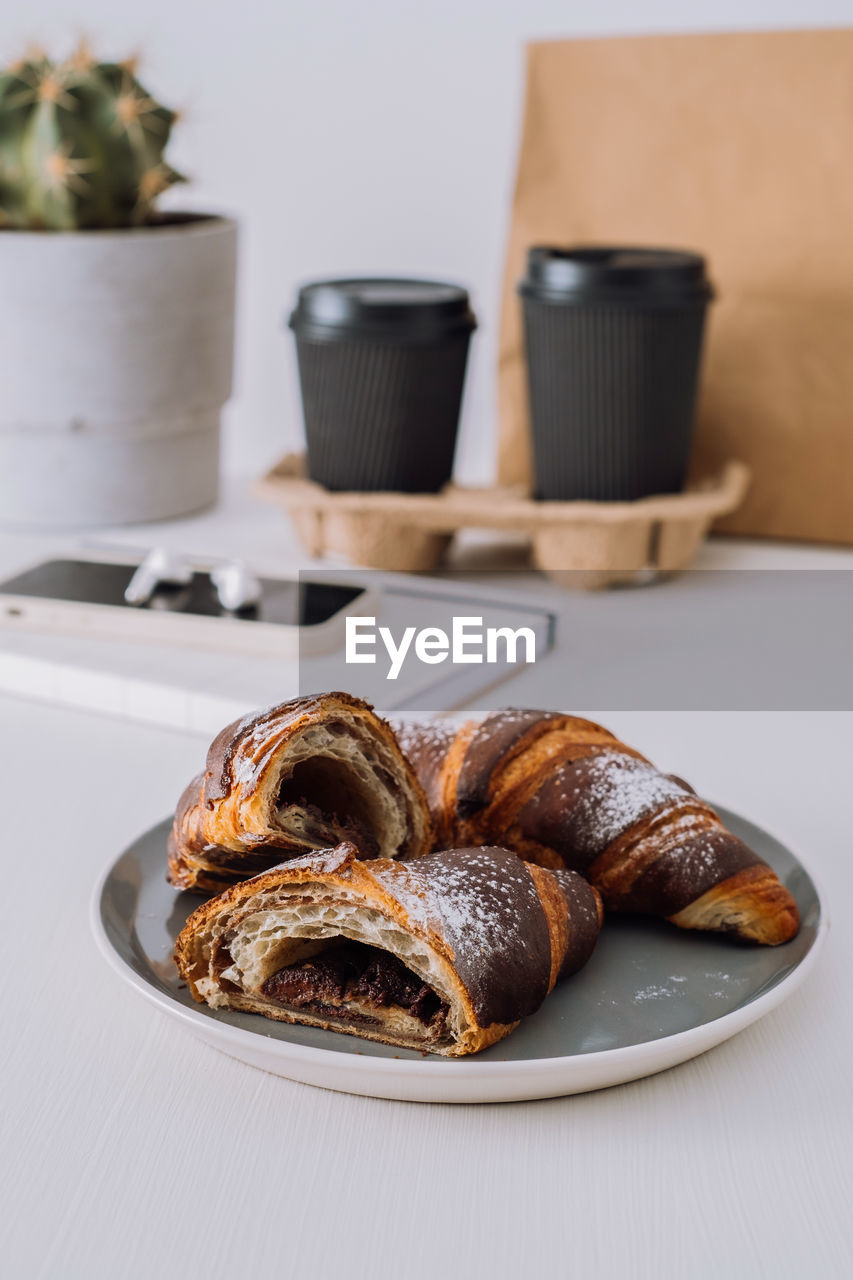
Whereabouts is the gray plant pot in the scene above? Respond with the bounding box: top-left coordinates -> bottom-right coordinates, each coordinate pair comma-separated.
0,215 -> 237,528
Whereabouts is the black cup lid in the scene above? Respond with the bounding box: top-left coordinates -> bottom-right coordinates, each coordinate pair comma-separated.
519,246 -> 714,306
289,277 -> 477,341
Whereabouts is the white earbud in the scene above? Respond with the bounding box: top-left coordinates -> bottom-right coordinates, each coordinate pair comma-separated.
210,561 -> 262,612
124,548 -> 194,607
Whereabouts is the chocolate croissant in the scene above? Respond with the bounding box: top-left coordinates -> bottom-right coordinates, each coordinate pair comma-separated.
168,693 -> 433,893
174,842 -> 603,1056
396,710 -> 800,946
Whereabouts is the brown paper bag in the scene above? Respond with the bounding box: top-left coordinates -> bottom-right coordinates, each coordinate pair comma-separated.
498,29 -> 853,543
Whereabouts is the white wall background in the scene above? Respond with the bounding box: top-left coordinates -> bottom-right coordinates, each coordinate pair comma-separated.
4,1 -> 853,482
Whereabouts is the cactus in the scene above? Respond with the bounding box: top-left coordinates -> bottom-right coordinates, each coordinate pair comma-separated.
0,45 -> 185,229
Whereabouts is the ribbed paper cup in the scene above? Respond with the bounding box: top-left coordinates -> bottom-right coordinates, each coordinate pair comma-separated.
519,247 -> 713,502
289,279 -> 476,493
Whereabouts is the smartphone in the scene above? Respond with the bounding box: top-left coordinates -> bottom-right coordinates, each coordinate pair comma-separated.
0,557 -> 369,658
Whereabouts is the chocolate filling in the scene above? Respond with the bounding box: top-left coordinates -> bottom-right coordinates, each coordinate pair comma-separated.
261,943 -> 447,1027
277,756 -> 383,857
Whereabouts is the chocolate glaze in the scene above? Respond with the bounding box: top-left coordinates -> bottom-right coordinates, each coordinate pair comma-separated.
455,710 -> 565,818
550,869 -> 603,978
203,694 -> 359,804
381,845 -> 554,1027
392,719 -> 457,816
621,830 -> 764,916
514,748 -> 630,870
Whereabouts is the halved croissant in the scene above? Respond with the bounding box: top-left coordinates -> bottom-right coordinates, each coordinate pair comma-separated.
175,841 -> 603,1056
168,693 -> 432,893
396,710 -> 800,946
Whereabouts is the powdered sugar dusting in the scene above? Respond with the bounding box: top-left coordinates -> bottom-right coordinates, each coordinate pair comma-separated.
628,968 -> 749,1007
477,709 -> 526,733
569,751 -> 691,855
233,703 -> 278,734
393,718 -> 455,766
634,982 -> 680,1003
375,849 -> 541,971
673,830 -> 742,880
225,706 -> 283,789
232,752 -> 263,785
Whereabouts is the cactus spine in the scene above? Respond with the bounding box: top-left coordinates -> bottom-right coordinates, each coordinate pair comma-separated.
0,46 -> 184,229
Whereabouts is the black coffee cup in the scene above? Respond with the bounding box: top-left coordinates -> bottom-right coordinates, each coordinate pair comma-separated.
288,278 -> 476,492
519,247 -> 714,501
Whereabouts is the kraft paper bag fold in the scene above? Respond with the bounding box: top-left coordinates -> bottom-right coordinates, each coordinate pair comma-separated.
498,28 -> 853,543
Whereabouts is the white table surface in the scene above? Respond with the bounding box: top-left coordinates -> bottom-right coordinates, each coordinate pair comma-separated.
2,688 -> 850,1279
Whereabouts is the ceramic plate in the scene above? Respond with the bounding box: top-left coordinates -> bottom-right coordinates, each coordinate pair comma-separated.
92,809 -> 826,1104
